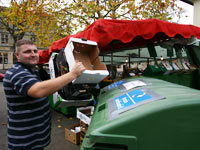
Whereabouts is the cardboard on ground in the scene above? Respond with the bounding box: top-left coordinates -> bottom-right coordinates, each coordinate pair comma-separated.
64,37 -> 109,84
77,106 -> 94,125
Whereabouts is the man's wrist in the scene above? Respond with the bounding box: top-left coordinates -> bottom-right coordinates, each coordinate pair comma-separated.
69,71 -> 78,79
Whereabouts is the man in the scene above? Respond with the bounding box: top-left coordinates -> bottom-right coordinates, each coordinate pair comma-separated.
3,39 -> 85,150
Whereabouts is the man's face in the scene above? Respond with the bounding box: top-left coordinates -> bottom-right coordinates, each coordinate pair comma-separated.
15,44 -> 39,68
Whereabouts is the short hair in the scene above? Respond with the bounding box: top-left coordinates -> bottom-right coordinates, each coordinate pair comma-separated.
15,40 -> 36,52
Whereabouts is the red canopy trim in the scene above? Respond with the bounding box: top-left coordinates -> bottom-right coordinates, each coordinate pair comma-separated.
38,19 -> 200,64
38,49 -> 51,64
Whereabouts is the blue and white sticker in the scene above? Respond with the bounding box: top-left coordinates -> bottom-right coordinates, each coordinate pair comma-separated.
114,89 -> 152,110
108,80 -> 124,90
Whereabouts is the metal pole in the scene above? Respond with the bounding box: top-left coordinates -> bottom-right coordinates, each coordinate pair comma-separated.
2,53 -> 4,70
128,55 -> 131,68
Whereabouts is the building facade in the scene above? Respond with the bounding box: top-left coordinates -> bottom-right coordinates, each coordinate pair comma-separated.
0,22 -> 42,70
0,24 -> 13,70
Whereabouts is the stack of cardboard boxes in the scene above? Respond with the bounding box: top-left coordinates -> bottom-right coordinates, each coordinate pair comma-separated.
65,106 -> 94,145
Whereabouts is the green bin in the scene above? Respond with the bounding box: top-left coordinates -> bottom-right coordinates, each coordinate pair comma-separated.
143,65 -> 166,76
48,95 -> 76,116
81,77 -> 200,150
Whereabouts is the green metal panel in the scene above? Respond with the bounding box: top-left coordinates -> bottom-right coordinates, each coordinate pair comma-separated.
152,72 -> 196,89
81,77 -> 200,150
48,95 -> 61,112
48,95 -> 76,116
185,45 -> 200,68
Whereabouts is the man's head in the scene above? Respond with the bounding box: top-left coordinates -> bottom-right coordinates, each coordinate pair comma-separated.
15,40 -> 39,68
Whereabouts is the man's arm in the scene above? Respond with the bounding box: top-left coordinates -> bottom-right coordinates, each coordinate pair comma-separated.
27,62 -> 85,98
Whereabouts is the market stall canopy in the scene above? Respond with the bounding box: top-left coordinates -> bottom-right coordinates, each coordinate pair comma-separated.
38,19 -> 200,64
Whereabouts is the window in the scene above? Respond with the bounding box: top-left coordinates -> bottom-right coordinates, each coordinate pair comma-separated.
4,53 -> 8,64
0,53 -> 8,64
1,33 -> 9,44
0,54 -> 2,64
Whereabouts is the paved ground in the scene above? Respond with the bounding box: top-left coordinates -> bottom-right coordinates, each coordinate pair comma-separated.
0,82 -> 80,150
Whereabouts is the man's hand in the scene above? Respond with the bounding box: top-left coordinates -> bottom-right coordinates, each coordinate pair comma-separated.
70,61 -> 86,78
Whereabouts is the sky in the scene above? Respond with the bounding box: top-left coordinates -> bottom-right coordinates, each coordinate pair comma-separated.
0,0 -> 194,25
176,0 -> 193,24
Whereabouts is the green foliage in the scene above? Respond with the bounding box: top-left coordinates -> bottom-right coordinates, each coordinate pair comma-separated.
0,0 -> 73,48
62,0 -> 182,31
0,0 -> 182,49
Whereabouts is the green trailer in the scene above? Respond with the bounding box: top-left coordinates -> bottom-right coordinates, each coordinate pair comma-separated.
81,76 -> 200,150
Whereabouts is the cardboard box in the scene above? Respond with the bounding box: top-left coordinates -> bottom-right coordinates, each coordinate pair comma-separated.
80,120 -> 89,145
77,106 -> 94,125
64,38 -> 109,84
48,53 -> 93,107
65,123 -> 80,145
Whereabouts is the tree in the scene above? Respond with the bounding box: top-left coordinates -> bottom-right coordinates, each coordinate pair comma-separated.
136,0 -> 183,21
62,0 -> 183,32
0,0 -> 184,50
0,0 -> 73,49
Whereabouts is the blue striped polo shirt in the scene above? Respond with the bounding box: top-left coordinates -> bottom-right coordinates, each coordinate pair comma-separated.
3,62 -> 51,150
